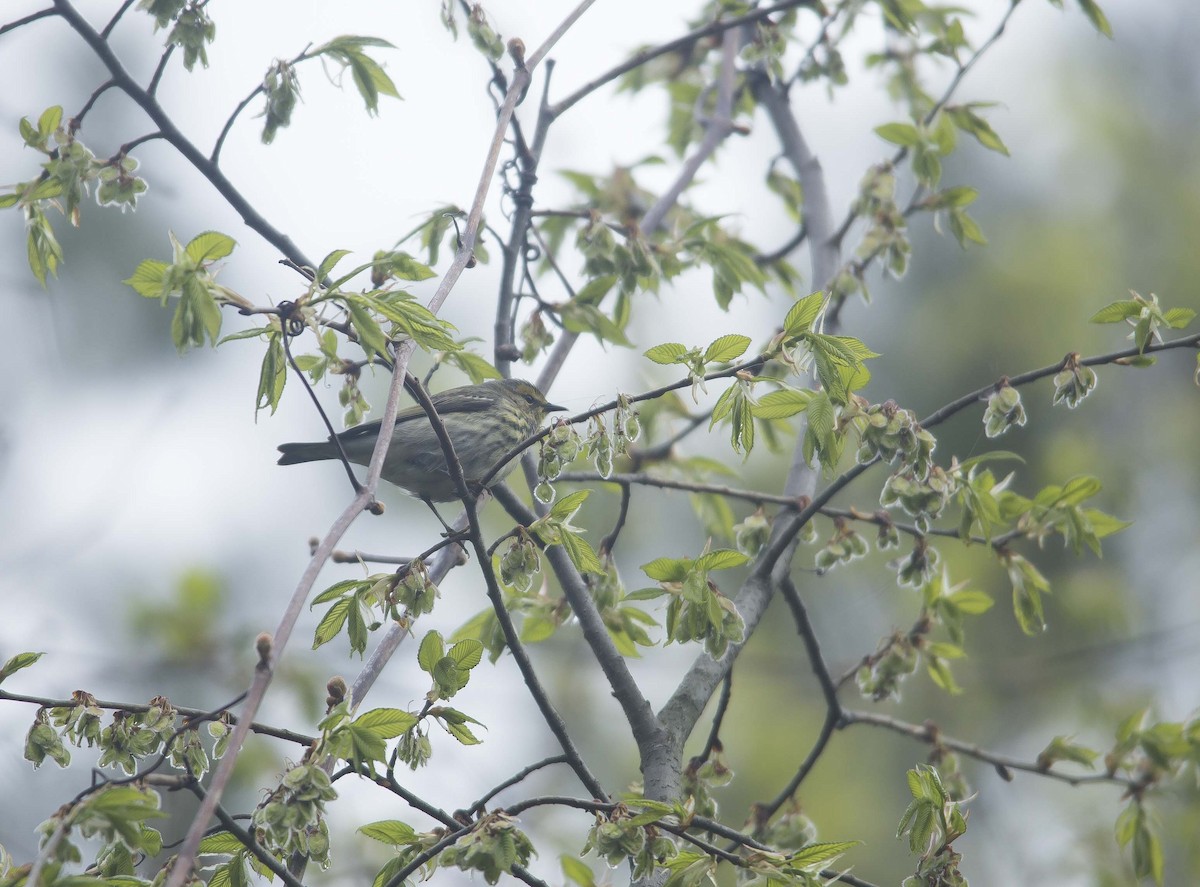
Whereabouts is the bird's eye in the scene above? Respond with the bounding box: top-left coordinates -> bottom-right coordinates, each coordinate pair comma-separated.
524,394 -> 537,405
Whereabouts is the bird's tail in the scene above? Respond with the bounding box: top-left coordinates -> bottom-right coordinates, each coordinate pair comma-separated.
277,441 -> 336,465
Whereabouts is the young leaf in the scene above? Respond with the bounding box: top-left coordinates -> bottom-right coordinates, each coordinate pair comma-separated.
353,708 -> 418,739
703,334 -> 750,364
875,122 -> 922,147
0,652 -> 43,684
784,291 -> 825,335
644,342 -> 689,365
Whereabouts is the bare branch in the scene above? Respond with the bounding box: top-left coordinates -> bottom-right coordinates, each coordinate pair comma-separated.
842,709 -> 1141,790
466,754 -> 572,816
0,6 -> 56,37
549,0 -> 817,120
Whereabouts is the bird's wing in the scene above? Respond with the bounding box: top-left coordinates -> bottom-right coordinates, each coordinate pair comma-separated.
427,386 -> 495,415
334,418 -> 384,444
331,385 -> 491,444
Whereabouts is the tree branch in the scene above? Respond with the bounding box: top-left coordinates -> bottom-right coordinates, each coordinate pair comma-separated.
0,6 -> 57,37
466,754 -> 572,816
757,577 -> 842,819
191,783 -> 305,887
339,0 -> 602,729
52,0 -> 323,274
403,378 -> 607,801
548,0 -> 817,120
841,709 -> 1141,790
0,689 -> 316,748
657,35 -> 842,759
492,485 -> 665,769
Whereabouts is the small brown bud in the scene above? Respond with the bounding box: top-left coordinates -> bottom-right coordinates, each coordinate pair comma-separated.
507,37 -> 526,68
255,632 -> 273,668
326,676 -> 348,710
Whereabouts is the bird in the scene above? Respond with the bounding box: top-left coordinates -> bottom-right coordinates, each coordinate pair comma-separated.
276,378 -> 565,503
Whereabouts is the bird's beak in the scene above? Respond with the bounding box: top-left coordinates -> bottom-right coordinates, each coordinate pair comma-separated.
546,401 -> 567,413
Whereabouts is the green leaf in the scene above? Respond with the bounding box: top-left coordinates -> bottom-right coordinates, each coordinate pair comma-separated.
948,589 -> 994,615
875,122 -> 922,147
345,297 -> 390,358
1076,0 -> 1113,37
312,598 -> 352,649
561,529 -> 604,575
784,291 -> 825,335
316,36 -> 402,115
216,326 -> 270,345
446,349 -> 502,383
550,489 -> 590,521
1089,299 -> 1141,323
703,334 -> 750,364
787,840 -> 861,869
448,639 -> 484,670
925,185 -> 979,210
560,854 -> 596,887
38,105 -> 63,138
352,708 -> 418,739
418,630 -> 445,673
949,207 -> 986,248
255,333 -> 286,416
641,556 -> 689,583
644,342 -> 689,365
1039,735 -> 1099,769
377,250 -> 436,282
318,249 -> 353,280
926,656 -> 962,694
709,383 -> 739,425
575,275 -> 617,305
124,259 -> 171,299
185,231 -> 236,264
560,301 -> 633,348
198,831 -> 245,854
311,578 -> 367,606
1163,307 -> 1196,329
0,651 -> 44,684
694,549 -> 749,572
806,391 -> 834,444
359,820 -> 418,845
433,707 -> 484,745
946,104 -> 1009,156
751,388 -> 813,419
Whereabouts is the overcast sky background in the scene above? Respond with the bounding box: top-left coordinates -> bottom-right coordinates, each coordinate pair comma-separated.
1,1 -> 1195,884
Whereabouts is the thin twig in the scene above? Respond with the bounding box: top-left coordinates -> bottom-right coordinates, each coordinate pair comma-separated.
694,670 -> 733,764
211,45 -> 314,165
73,79 -> 116,126
920,332 -> 1200,430
147,43 -> 175,95
466,754 -> 572,815
342,0 -> 600,733
0,6 -> 57,37
191,783 -> 305,887
757,578 -> 842,819
492,485 -> 665,765
597,480 -> 631,556
404,377 -> 607,803
549,0 -> 817,119
842,709 -> 1141,790
101,0 -> 136,38
0,689 -> 316,747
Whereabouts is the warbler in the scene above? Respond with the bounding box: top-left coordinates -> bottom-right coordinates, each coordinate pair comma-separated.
277,378 -> 565,502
